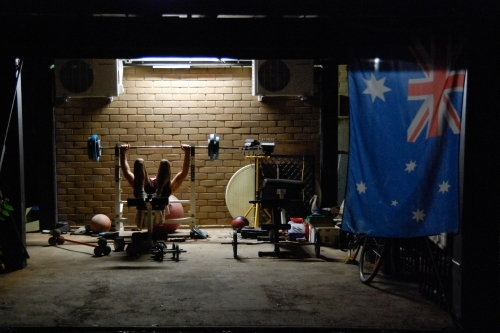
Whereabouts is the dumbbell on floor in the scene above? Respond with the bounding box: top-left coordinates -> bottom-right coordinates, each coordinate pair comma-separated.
48,229 -> 112,256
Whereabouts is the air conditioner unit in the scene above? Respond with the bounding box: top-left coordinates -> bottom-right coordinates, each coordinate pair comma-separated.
55,59 -> 124,98
252,59 -> 314,99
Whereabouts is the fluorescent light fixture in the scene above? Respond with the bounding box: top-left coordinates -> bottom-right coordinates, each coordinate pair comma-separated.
153,64 -> 191,69
134,57 -> 222,62
125,57 -> 252,68
162,14 -> 188,18
217,15 -> 262,18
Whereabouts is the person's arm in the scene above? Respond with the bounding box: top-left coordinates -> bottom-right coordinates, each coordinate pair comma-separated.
120,144 -> 135,188
170,144 -> 190,192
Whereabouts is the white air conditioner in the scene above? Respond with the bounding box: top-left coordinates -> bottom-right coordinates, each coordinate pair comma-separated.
252,59 -> 314,99
55,59 -> 124,98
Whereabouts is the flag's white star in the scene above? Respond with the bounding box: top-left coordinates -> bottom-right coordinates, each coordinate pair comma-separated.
405,160 -> 417,173
356,181 -> 367,194
391,200 -> 398,207
363,73 -> 392,102
412,209 -> 426,222
438,181 -> 451,194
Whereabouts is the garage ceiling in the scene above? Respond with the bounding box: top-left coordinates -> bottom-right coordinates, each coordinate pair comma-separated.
3,0 -> 469,18
0,1 -> 481,59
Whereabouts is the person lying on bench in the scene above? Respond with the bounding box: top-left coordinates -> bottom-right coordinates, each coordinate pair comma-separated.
119,144 -> 190,228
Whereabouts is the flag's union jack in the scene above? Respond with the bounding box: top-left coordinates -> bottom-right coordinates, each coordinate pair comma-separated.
407,41 -> 466,142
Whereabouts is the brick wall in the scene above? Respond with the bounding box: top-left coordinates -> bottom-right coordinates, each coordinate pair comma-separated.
55,65 -> 321,227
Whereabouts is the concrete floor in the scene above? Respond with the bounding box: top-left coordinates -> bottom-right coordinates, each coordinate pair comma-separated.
0,228 -> 456,332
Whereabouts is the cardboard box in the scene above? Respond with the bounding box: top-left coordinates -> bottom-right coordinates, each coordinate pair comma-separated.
306,215 -> 336,227
25,220 -> 40,233
308,225 -> 340,248
25,206 -> 40,232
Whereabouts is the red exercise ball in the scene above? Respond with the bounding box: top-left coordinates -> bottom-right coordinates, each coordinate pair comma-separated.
90,214 -> 112,232
153,195 -> 184,234
231,216 -> 249,230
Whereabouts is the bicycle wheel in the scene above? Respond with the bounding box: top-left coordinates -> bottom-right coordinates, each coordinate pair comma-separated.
345,236 -> 361,264
359,237 -> 386,284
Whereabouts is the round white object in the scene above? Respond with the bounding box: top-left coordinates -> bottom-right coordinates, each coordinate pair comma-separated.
225,164 -> 255,225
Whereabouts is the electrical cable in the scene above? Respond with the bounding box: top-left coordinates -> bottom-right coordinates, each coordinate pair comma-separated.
0,59 -> 23,176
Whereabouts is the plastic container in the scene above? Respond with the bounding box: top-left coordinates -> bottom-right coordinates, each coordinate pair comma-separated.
287,220 -> 306,240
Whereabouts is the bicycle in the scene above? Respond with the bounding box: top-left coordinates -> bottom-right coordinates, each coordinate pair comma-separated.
342,231 -> 363,265
358,236 -> 387,284
340,231 -> 388,284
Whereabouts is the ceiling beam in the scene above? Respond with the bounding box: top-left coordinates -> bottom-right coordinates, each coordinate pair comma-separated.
2,0 -> 469,18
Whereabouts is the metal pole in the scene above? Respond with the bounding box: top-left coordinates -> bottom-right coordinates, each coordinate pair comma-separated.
114,144 -> 124,232
190,144 -> 196,229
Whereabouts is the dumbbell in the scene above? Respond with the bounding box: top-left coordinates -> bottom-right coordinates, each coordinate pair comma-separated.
150,242 -> 186,262
48,229 -> 112,256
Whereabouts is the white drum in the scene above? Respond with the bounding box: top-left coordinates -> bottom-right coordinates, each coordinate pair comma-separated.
225,164 -> 255,225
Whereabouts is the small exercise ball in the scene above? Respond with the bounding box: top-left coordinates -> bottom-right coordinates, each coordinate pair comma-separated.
231,216 -> 249,230
153,195 -> 184,234
90,214 -> 111,232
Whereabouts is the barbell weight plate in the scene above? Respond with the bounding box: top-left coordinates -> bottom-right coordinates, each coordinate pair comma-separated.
175,244 -> 180,261
57,236 -> 65,245
87,134 -> 102,162
94,247 -> 103,256
209,138 -> 213,160
103,246 -> 112,255
208,134 -> 220,161
88,134 -> 96,162
207,137 -> 211,158
48,237 -> 56,246
208,135 -> 214,160
215,136 -> 220,160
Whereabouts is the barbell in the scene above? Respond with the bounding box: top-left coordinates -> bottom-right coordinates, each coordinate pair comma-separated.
87,133 -> 239,162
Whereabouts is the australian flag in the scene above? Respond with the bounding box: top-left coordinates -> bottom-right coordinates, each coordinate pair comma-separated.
342,38 -> 466,238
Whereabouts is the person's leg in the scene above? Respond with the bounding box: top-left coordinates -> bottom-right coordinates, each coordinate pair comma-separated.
135,210 -> 146,229
133,158 -> 149,198
133,158 -> 149,229
155,159 -> 171,223
155,159 -> 171,197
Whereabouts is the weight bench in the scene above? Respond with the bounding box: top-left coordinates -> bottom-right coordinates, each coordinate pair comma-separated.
127,195 -> 169,212
127,194 -> 169,250
249,178 -> 305,257
125,195 -> 186,259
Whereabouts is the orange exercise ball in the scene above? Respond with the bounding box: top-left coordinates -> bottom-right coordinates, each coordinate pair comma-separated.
90,214 -> 112,232
153,195 -> 184,234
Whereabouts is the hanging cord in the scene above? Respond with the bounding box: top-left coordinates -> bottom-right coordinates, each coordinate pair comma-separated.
0,59 -> 23,176
301,155 -> 305,202
424,237 -> 464,331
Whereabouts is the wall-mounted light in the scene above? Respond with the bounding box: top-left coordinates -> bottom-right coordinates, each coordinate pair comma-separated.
152,64 -> 191,69
125,57 -> 251,68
